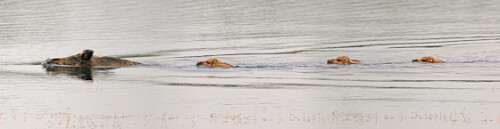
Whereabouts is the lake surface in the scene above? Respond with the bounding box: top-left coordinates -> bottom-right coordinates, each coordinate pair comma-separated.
1,0 -> 500,128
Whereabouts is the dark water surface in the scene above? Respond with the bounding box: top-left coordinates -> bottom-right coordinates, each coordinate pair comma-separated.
1,0 -> 500,128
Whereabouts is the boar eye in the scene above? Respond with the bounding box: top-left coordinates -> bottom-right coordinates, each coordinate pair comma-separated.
206,61 -> 211,64
336,59 -> 341,62
421,60 -> 426,62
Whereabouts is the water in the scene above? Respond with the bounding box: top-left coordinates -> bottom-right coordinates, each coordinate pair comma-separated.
1,0 -> 500,128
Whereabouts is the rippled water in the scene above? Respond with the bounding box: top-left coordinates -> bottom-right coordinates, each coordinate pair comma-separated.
1,0 -> 500,129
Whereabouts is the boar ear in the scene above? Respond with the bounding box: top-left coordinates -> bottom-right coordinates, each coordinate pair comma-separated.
81,50 -> 94,61
212,59 -> 217,66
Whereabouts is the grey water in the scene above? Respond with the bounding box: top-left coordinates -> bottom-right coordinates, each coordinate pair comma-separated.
1,0 -> 500,129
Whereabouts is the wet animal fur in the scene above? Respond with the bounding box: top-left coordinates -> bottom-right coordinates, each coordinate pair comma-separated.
327,56 -> 360,65
46,49 -> 140,66
412,56 -> 444,63
196,58 -> 235,68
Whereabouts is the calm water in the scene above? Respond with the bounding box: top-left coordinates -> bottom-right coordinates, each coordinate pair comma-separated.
1,0 -> 500,128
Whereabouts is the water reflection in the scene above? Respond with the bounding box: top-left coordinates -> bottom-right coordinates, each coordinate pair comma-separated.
43,65 -> 115,81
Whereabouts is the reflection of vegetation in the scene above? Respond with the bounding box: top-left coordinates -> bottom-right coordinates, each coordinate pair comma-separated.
43,65 -> 115,81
